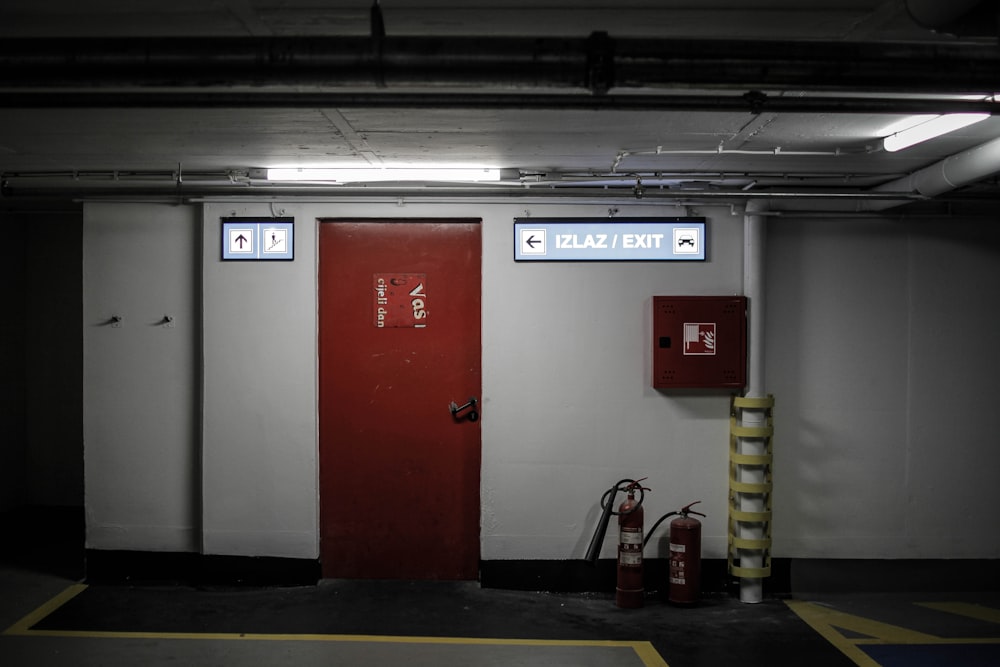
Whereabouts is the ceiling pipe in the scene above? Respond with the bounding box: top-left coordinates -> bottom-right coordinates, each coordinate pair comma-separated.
2,91 -> 998,115
1,34 -> 1000,95
0,182 -> 929,202
767,134 -> 1000,212
871,134 -> 1000,205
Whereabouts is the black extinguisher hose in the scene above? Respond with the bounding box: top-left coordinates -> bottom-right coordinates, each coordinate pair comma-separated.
584,478 -> 645,564
644,501 -> 705,548
642,511 -> 678,549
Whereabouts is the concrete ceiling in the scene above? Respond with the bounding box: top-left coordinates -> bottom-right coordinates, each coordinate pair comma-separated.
2,0 -> 1000,204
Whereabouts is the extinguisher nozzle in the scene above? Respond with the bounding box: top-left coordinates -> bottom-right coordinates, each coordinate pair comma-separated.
584,497 -> 615,565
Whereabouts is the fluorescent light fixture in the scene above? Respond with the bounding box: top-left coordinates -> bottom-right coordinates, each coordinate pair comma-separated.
266,167 -> 502,182
882,113 -> 989,152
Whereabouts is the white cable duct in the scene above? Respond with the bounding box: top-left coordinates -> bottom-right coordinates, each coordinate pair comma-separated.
767,133 -> 1000,212
613,145 -> 858,171
874,134 -> 1000,204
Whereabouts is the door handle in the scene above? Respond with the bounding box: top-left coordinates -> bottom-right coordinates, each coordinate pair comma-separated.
449,397 -> 479,422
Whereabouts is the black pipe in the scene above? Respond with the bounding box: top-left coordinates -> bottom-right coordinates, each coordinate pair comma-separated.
1,34 -> 999,93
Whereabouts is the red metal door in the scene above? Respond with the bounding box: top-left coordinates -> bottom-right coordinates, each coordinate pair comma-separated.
319,219 -> 482,579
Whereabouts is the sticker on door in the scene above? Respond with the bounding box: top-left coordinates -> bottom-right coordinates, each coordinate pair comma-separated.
374,273 -> 428,328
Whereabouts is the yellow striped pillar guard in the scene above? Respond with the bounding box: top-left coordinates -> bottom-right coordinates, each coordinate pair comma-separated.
728,395 -> 774,579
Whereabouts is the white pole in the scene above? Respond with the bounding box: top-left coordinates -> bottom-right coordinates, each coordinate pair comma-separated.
739,201 -> 768,603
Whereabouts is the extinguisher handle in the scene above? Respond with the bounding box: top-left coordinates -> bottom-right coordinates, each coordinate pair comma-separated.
623,477 -> 650,493
598,479 -> 648,516
610,479 -> 647,514
680,500 -> 705,517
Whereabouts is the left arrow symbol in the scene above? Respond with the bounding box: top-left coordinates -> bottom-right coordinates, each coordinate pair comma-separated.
526,235 -> 540,248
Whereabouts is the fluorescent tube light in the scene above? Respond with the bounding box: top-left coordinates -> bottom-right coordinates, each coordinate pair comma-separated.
266,167 -> 502,182
882,113 -> 989,152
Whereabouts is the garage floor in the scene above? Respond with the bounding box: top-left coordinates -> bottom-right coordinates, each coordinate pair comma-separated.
4,565 -> 1000,667
1,509 -> 998,667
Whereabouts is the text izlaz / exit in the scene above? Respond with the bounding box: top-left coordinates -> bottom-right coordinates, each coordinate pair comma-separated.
554,233 -> 666,249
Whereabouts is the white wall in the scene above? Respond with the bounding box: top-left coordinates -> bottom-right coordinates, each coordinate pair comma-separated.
82,200 -> 1000,564
200,204 -> 318,558
478,203 -> 743,560
83,203 -> 199,551
768,216 -> 1000,558
195,200 -> 743,562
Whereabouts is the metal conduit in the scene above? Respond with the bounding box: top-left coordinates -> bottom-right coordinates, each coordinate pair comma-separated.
2,34 -> 1000,94
3,91 -> 999,114
0,183 -> 930,201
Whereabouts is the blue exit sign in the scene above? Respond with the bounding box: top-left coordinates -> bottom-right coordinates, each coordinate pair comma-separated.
221,218 -> 295,261
514,218 -> 706,261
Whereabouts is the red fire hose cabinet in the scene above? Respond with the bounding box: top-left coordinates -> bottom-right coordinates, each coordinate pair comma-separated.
652,296 -> 747,390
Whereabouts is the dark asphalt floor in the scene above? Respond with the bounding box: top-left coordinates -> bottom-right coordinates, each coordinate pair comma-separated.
22,579 -> 853,667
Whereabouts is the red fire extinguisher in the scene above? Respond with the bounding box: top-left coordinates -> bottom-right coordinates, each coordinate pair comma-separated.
616,480 -> 647,608
668,501 -> 705,605
583,478 -> 650,608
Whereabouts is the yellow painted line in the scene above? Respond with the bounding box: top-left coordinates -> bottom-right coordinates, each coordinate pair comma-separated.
917,602 -> 1000,626
3,583 -> 88,636
16,632 -> 642,648
11,629 -> 667,666
3,583 -> 668,666
786,601 -> 884,667
787,599 -> 939,643
787,600 -> 1000,667
632,640 -> 671,667
851,636 -> 1000,645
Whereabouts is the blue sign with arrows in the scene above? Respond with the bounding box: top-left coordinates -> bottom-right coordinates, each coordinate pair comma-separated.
222,218 -> 295,261
514,218 -> 706,261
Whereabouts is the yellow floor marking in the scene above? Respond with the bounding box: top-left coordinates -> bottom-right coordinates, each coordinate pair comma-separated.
632,640 -> 671,667
787,600 -> 939,643
788,600 -> 1000,667
3,583 -> 88,636
917,602 -> 1000,626
10,630 -> 666,666
3,584 -> 668,667
786,601 -> 886,667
